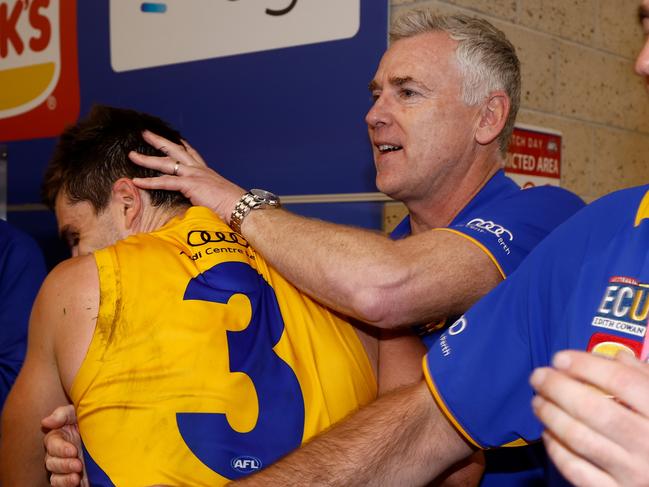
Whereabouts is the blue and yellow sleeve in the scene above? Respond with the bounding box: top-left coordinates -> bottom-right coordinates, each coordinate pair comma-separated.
446,185 -> 584,277
422,259 -> 548,449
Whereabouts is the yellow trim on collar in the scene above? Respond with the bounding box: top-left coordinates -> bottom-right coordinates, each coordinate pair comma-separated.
635,190 -> 649,227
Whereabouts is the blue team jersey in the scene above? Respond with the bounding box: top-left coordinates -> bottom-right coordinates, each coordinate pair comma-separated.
392,171 -> 584,485
424,184 -> 649,485
392,171 -> 583,342
392,170 -> 584,278
0,220 -> 46,409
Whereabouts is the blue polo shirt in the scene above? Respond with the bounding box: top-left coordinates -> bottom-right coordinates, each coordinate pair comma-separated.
424,184 -> 649,485
392,170 -> 584,343
392,170 -> 584,276
392,170 -> 584,485
0,220 -> 46,409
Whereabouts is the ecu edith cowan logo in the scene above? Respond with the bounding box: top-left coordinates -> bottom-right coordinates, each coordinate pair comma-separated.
0,0 -> 79,141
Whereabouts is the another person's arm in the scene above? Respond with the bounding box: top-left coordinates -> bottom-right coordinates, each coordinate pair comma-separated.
129,132 -> 502,328
378,332 -> 484,487
0,224 -> 47,409
233,381 -> 474,486
0,269 -> 73,485
531,350 -> 649,487
378,329 -> 426,393
1,257 -> 97,486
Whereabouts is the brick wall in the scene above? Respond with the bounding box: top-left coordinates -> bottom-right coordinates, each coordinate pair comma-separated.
389,0 -> 649,202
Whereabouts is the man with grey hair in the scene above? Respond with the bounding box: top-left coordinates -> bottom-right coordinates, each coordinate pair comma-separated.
43,10 -> 584,486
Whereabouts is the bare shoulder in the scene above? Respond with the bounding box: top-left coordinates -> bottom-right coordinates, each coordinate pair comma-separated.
34,255 -> 100,391
44,254 -> 99,293
38,255 -> 98,309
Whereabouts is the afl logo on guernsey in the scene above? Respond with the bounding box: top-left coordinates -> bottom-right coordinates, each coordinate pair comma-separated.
231,456 -> 262,474
593,276 -> 649,338
0,0 -> 79,141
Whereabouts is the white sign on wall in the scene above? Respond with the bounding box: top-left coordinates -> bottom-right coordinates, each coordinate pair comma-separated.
110,0 -> 361,72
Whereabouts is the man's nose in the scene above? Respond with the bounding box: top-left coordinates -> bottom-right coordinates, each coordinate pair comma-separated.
635,38 -> 649,78
365,95 -> 391,128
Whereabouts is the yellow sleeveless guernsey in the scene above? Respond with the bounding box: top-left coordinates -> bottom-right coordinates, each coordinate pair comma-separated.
70,207 -> 376,486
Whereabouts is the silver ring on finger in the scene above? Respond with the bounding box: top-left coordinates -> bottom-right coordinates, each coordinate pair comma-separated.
173,161 -> 181,176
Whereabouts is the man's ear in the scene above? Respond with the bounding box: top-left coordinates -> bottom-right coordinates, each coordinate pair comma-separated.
110,178 -> 143,230
475,91 -> 510,146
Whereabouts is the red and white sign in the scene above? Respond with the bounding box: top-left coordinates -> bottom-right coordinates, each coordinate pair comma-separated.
0,0 -> 79,142
505,124 -> 561,189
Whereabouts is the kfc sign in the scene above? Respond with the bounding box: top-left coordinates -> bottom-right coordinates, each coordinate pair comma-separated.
0,0 -> 79,141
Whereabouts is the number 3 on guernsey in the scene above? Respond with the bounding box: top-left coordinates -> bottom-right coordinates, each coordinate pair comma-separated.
177,261 -> 305,479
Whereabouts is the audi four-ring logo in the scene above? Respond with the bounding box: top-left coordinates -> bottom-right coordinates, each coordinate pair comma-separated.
467,218 -> 514,241
186,230 -> 250,247
448,317 -> 467,336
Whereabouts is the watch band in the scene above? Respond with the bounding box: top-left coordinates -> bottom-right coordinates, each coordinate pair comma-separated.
230,192 -> 256,234
229,189 -> 280,234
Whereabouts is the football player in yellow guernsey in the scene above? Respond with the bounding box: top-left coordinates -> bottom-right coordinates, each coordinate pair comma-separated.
0,106 -> 378,486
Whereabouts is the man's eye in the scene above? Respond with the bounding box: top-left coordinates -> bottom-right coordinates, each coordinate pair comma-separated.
400,88 -> 416,98
370,91 -> 380,102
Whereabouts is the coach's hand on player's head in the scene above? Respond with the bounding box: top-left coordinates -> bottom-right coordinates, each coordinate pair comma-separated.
42,404 -> 88,487
130,130 -> 245,224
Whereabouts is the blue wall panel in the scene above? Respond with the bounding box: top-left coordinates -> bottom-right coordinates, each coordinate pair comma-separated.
4,1 -> 388,266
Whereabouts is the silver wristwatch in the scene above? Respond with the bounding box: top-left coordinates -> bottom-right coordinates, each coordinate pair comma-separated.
229,188 -> 281,234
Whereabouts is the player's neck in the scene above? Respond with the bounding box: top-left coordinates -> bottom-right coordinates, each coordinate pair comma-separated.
138,204 -> 191,234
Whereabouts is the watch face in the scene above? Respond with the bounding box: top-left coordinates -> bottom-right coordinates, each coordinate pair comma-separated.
250,188 -> 280,205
